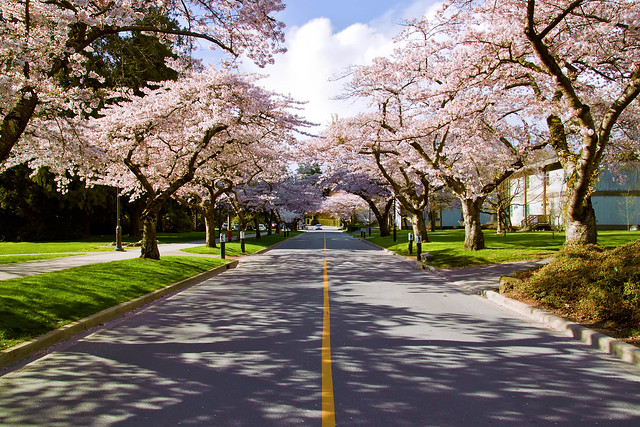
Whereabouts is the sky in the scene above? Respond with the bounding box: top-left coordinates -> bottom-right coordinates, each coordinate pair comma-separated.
197,0 -> 442,131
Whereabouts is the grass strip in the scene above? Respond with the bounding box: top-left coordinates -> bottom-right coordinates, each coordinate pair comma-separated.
0,256 -> 227,350
182,231 -> 301,257
364,229 -> 640,268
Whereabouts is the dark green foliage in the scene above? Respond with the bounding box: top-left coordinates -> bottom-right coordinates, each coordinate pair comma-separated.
0,165 -> 114,241
159,199 -> 194,233
57,8 -> 182,97
516,240 -> 640,326
0,166 -> 198,241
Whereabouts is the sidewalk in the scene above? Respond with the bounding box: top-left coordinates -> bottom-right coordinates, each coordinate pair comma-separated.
0,241 -> 208,281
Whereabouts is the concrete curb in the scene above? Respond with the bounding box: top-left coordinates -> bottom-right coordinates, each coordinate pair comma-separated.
0,260 -> 238,370
481,289 -> 640,367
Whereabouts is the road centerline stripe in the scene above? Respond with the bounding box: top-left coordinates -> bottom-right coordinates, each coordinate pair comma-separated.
322,237 -> 335,426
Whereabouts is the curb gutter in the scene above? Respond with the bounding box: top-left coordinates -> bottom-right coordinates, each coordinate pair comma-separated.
481,289 -> 640,367
0,260 -> 238,370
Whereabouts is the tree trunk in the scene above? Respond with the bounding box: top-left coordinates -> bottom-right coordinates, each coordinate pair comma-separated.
564,194 -> 597,245
460,197 -> 485,250
140,203 -> 161,259
379,199 -> 393,237
204,205 -> 217,248
267,211 -> 274,235
410,211 -> 430,243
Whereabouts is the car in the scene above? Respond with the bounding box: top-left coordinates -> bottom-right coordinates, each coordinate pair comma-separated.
315,224 -> 322,230
258,224 -> 266,231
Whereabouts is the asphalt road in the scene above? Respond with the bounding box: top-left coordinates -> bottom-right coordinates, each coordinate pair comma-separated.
2,229 -> 640,425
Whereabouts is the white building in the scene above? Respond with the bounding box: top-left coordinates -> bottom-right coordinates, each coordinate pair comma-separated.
509,158 -> 640,230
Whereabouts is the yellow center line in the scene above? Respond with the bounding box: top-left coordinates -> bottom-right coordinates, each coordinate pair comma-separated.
322,237 -> 335,426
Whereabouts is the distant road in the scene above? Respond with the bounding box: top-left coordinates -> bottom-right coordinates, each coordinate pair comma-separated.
2,229 -> 640,425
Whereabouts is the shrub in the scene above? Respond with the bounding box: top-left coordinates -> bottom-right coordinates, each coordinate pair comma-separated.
514,240 -> 640,327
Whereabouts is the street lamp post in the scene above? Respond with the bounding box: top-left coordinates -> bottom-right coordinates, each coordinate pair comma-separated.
114,193 -> 124,252
393,197 -> 397,242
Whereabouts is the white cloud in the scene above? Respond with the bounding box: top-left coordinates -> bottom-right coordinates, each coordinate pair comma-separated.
241,18 -> 394,130
239,0 -> 443,131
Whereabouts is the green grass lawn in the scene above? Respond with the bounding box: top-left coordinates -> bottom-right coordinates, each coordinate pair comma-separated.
0,256 -> 228,351
364,229 -> 640,268
182,231 -> 301,257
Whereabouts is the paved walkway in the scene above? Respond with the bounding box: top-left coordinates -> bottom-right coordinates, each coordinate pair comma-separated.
0,241 -> 209,281
0,232 -> 273,281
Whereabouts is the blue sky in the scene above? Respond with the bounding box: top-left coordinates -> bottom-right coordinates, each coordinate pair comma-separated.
199,0 -> 442,129
278,0 -> 422,31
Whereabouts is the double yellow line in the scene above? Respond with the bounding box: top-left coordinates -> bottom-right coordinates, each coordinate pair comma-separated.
322,235 -> 336,426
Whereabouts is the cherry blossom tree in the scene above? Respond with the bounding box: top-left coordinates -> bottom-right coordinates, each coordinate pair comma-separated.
434,0 -> 640,244
176,176 -> 232,248
341,24 -> 537,250
269,172 -> 324,223
0,0 -> 286,166
179,139 -> 288,246
86,68 -> 304,259
323,168 -> 394,236
319,191 -> 368,227
320,115 -> 438,242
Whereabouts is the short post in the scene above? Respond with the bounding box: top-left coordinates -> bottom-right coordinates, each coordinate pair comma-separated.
240,231 -> 246,254
408,233 -> 414,255
416,235 -> 422,262
220,233 -> 226,259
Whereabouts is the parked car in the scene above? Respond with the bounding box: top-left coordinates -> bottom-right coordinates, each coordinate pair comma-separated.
258,224 -> 266,231
315,224 -> 322,230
